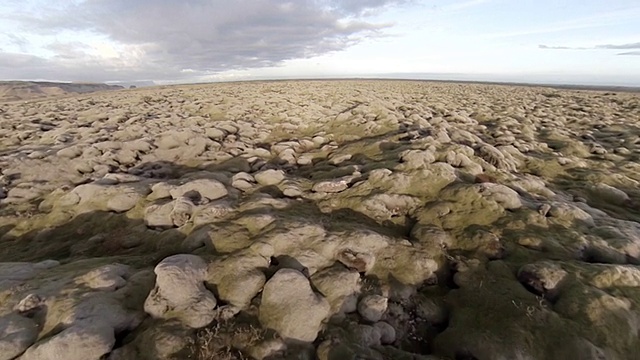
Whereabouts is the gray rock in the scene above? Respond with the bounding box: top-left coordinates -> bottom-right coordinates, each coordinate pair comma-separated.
312,179 -> 350,193
0,260 -> 59,292
232,172 -> 255,191
254,169 -> 285,186
0,313 -> 38,360
69,183 -> 148,213
336,250 -> 375,273
358,295 -> 388,322
399,149 -> 436,169
147,182 -> 174,201
144,254 -> 217,328
538,203 -> 552,217
205,128 -> 226,140
589,265 -> 640,289
548,202 -> 595,227
100,173 -> 143,184
14,294 -> 46,314
122,139 -> 153,153
329,153 -> 352,165
20,323 -> 115,360
5,185 -> 43,203
296,155 -> 313,166
107,320 -> 192,360
374,322 -> 396,344
477,183 -> 522,210
57,146 -> 82,159
169,179 -> 227,201
27,151 -> 47,159
144,202 -> 175,228
589,183 -> 630,205
170,197 -> 194,227
106,191 -> 141,213
207,242 -> 273,309
259,269 -> 330,342
114,149 -> 138,166
311,265 -> 361,314
156,134 -> 185,150
77,264 -> 130,291
191,200 -> 234,227
517,262 -> 568,298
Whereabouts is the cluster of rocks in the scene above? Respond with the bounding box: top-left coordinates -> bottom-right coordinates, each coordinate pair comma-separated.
1,81 -> 640,359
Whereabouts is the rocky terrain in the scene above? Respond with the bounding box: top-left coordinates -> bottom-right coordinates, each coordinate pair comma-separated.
0,81 -> 124,102
0,80 -> 639,359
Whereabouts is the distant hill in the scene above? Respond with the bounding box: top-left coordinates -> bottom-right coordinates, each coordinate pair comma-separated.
0,81 -> 124,102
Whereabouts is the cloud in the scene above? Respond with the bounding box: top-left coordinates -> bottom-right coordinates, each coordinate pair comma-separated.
539,42 -> 640,51
618,51 -> 640,56
595,42 -> 640,49
4,33 -> 29,51
538,45 -> 580,50
0,0 -> 408,82
330,0 -> 412,15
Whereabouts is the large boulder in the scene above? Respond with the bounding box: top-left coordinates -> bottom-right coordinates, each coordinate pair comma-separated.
206,242 -> 273,311
0,314 -> 38,360
19,323 -> 115,360
144,255 -> 217,328
144,202 -> 175,228
259,269 -> 330,342
311,265 -> 361,315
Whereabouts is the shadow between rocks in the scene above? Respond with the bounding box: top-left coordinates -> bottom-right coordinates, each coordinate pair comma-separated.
0,210 -> 186,267
549,167 -> 640,223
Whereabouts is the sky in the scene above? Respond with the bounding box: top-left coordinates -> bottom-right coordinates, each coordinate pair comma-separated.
0,0 -> 639,86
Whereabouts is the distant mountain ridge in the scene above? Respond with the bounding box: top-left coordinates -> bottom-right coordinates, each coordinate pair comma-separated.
0,81 -> 124,102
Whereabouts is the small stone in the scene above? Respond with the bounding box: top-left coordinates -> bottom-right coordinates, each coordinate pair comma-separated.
57,146 -> 82,159
517,261 -> 567,298
358,295 -> 388,322
374,321 -> 396,344
312,179 -> 349,193
297,155 -> 313,166
336,250 -> 375,273
27,151 -> 47,159
329,154 -> 352,165
169,179 -> 228,201
538,203 -> 552,217
254,169 -> 285,186
205,128 -> 226,140
14,293 -> 46,314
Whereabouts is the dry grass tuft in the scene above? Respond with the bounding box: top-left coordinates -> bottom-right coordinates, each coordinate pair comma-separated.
192,321 -> 266,360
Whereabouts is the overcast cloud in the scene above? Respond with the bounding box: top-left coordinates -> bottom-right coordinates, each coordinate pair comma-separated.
0,0 -> 407,82
1,0 -> 639,86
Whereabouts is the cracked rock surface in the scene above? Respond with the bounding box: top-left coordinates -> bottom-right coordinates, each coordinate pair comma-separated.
1,80 -> 640,359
